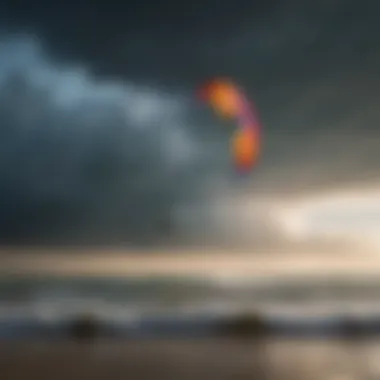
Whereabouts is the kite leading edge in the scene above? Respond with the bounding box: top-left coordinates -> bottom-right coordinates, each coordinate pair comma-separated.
198,78 -> 261,173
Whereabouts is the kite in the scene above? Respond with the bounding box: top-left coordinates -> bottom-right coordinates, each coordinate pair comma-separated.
198,78 -> 261,173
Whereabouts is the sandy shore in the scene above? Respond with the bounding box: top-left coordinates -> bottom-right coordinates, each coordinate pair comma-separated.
1,338 -> 379,380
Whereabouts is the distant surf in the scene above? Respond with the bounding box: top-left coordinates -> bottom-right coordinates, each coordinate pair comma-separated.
2,274 -> 380,339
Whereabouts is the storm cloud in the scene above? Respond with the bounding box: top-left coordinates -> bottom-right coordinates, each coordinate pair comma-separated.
0,35 -> 231,245
1,0 -> 380,249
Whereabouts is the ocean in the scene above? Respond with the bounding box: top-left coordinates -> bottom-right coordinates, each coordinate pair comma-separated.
1,273 -> 380,339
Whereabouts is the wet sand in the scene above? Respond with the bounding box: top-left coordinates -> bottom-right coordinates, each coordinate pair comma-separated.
1,338 -> 380,380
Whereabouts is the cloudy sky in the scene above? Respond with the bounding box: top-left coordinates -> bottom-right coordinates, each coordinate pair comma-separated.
0,0 -> 380,252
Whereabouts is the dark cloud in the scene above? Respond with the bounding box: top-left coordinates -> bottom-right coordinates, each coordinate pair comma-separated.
0,36 -> 230,245
0,0 -> 380,247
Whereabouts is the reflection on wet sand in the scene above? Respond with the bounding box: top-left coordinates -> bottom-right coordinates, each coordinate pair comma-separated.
2,338 -> 380,380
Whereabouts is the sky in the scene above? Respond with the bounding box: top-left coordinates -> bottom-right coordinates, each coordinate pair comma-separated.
0,0 -> 380,252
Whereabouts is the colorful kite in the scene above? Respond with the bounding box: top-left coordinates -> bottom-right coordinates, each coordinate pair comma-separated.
198,78 -> 261,173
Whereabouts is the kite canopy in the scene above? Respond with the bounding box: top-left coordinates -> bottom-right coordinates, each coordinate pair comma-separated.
199,78 -> 261,173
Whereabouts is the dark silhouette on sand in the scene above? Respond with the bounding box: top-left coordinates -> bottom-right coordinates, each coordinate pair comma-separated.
215,311 -> 270,340
65,313 -> 104,342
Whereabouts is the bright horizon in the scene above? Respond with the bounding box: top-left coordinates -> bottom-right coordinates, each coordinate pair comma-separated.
1,247 -> 379,280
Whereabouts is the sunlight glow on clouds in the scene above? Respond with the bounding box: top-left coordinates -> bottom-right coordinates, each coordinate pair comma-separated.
271,186 -> 380,250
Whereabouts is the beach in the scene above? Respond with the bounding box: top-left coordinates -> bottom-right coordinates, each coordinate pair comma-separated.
1,338 -> 380,380
2,249 -> 380,380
